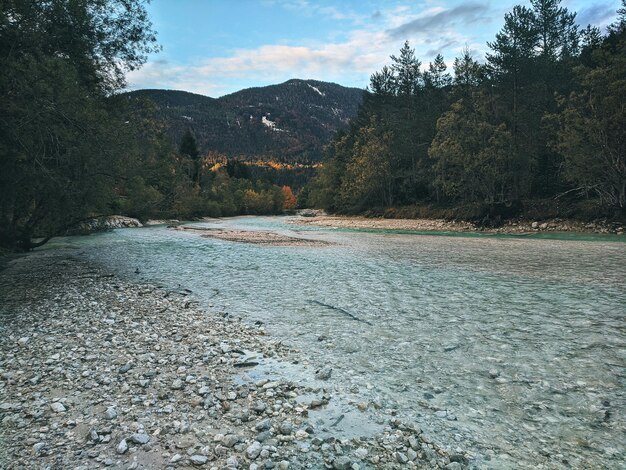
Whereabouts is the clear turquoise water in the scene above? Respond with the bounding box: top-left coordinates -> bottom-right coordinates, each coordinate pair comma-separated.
48,217 -> 626,468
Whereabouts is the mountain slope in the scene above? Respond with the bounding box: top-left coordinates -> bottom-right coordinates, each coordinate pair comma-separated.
124,79 -> 364,162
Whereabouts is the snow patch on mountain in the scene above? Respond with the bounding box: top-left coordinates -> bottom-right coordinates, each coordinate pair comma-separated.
307,84 -> 325,97
262,115 -> 284,132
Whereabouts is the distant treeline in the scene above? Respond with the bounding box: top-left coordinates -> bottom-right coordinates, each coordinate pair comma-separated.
308,0 -> 626,223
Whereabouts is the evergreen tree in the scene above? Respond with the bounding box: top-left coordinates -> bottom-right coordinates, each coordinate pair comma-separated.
390,41 -> 422,96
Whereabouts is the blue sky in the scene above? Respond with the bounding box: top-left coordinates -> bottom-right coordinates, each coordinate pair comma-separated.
127,0 -> 621,97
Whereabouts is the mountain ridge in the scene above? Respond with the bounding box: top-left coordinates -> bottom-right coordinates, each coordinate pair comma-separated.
124,79 -> 364,162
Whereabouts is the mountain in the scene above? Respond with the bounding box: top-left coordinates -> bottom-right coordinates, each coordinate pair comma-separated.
124,79 -> 364,162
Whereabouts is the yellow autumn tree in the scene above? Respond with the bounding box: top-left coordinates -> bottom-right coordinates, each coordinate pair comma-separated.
281,186 -> 297,210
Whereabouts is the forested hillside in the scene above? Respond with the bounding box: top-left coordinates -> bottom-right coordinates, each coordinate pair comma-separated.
125,79 -> 364,162
309,0 -> 626,223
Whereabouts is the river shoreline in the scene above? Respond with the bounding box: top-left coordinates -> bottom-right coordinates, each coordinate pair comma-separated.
0,250 -> 462,469
290,215 -> 625,236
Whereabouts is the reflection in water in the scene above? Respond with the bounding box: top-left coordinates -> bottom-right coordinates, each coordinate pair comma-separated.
50,217 -> 626,468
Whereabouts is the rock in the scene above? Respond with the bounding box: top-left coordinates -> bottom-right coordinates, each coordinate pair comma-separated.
117,439 -> 128,454
298,209 -> 320,217
253,401 -> 267,413
17,337 -> 29,346
72,215 -> 142,234
276,461 -> 289,470
353,448 -> 368,459
32,442 -> 46,456
407,448 -> 418,461
190,455 -> 208,466
246,441 -> 262,460
489,369 -> 500,379
50,402 -> 66,413
105,406 -> 117,420
315,367 -> 332,380
256,419 -> 272,431
171,379 -> 184,390
222,434 -> 240,448
540,223 -> 548,230
446,463 -> 462,470
278,421 -> 293,435
531,221 -> 539,229
171,454 -> 183,463
333,456 -> 352,470
226,456 -> 239,468
395,452 -> 409,464
129,433 -> 150,445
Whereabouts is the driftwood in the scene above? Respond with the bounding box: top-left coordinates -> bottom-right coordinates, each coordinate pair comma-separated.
308,300 -> 373,326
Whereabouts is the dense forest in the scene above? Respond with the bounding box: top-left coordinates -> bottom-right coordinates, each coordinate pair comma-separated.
308,0 -> 626,223
0,0 -> 300,251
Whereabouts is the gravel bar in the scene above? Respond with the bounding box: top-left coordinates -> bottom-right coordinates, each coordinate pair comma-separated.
0,249 -> 465,469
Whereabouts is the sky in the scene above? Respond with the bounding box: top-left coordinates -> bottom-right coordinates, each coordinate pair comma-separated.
126,0 -> 621,97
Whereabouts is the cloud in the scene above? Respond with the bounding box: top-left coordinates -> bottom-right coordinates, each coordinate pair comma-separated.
426,40 -> 461,58
127,29 -> 392,96
264,0 -> 367,24
576,3 -> 619,28
387,2 -> 490,38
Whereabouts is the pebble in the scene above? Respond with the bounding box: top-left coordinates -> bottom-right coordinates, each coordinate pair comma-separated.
130,433 -> 150,445
191,455 -> 209,465
333,456 -> 352,470
396,452 -> 409,464
117,439 -> 128,454
50,402 -> 66,413
171,379 -> 184,390
32,442 -> 46,456
222,434 -> 240,448
256,419 -> 272,431
105,406 -> 117,420
226,456 -> 239,468
279,421 -> 293,435
247,441 -> 262,459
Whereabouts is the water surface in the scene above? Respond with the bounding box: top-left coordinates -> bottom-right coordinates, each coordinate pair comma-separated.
47,217 -> 625,469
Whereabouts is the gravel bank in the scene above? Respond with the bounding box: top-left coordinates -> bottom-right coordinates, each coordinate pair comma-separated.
175,226 -> 332,246
291,215 -> 625,235
0,250 -> 464,469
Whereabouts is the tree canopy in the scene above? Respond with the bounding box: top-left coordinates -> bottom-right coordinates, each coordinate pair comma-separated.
310,0 -> 625,222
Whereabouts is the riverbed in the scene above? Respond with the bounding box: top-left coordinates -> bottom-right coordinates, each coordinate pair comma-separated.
41,216 -> 626,468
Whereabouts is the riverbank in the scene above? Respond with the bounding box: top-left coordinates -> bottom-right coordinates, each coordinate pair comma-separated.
0,250 -> 462,469
291,215 -> 625,235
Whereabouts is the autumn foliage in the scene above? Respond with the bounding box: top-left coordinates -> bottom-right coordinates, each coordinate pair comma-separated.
281,186 -> 297,210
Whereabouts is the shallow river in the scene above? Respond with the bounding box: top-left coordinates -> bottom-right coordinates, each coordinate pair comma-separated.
49,217 -> 625,469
